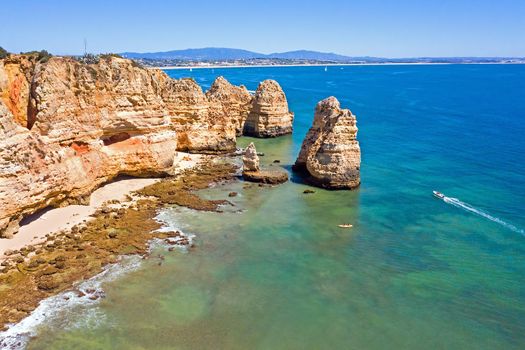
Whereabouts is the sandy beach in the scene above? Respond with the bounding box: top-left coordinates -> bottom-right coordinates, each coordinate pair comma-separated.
152,62 -> 460,70
151,62 -> 524,70
0,152 -> 202,261
0,178 -> 159,260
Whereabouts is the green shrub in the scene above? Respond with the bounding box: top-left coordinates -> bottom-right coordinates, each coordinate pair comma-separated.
0,46 -> 8,59
20,49 -> 53,63
37,50 -> 52,63
99,53 -> 123,59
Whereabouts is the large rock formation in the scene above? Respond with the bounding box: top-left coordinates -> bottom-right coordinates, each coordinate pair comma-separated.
243,80 -> 294,137
0,55 -> 292,237
206,76 -> 252,136
293,97 -> 361,189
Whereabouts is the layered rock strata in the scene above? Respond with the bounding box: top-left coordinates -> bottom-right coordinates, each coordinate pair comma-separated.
243,80 -> 294,137
0,55 -> 292,237
206,76 -> 252,136
293,97 -> 361,189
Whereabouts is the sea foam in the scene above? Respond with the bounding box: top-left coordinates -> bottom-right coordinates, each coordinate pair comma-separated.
0,256 -> 142,350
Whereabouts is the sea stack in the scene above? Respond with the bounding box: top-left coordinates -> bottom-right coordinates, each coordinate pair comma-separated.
243,80 -> 294,137
293,97 -> 361,189
0,55 -> 292,237
206,76 -> 252,136
242,142 -> 260,172
243,143 -> 288,184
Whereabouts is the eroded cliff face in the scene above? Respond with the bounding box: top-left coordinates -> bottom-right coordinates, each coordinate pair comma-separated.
293,97 -> 360,189
0,56 -> 36,128
0,55 -> 292,237
243,80 -> 294,137
0,96 -> 178,238
206,76 -> 252,136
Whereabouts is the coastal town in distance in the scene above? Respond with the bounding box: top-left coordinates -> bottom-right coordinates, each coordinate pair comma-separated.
120,47 -> 525,68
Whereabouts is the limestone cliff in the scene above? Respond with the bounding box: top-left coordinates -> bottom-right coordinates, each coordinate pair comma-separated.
206,76 -> 252,136
293,97 -> 360,189
0,55 -> 292,237
243,80 -> 294,137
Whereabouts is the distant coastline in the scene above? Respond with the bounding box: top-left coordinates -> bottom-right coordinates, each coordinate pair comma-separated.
153,62 -> 524,70
122,47 -> 525,69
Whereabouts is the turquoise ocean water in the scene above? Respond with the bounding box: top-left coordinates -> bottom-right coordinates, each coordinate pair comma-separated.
22,65 -> 525,349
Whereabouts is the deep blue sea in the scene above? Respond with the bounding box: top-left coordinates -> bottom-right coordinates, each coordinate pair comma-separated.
22,64 -> 525,349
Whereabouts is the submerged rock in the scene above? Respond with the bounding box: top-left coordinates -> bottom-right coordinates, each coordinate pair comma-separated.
293,97 -> 361,189
243,170 -> 288,184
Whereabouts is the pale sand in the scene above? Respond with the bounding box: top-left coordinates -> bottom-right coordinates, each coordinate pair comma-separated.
152,62 -> 455,70
0,152 -> 203,260
0,178 -> 159,259
152,62 -> 525,70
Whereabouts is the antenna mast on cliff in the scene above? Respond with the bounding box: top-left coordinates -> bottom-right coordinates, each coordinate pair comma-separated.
83,38 -> 87,56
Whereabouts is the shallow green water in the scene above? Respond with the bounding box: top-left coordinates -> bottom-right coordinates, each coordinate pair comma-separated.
22,65 -> 525,349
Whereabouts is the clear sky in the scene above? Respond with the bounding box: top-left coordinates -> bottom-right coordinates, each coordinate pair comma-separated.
2,0 -> 524,57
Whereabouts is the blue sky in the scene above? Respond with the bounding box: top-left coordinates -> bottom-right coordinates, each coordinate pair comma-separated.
2,0 -> 524,57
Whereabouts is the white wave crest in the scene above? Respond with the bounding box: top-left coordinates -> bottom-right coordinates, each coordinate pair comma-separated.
0,256 -> 142,350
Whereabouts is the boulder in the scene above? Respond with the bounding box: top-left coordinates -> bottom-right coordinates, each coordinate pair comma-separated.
242,142 -> 260,172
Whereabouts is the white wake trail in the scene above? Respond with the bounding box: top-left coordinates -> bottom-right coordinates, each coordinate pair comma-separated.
442,196 -> 524,235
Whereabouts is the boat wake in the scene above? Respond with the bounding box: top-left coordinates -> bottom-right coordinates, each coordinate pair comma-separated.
440,195 -> 524,235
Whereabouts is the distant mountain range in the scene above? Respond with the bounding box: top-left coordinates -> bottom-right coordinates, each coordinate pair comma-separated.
121,48 -> 362,61
120,47 -> 525,65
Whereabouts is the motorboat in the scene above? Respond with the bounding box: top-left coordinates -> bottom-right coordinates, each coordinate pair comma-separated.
338,224 -> 353,228
433,191 -> 445,199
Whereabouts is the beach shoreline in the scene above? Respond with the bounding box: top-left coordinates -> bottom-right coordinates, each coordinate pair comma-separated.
0,152 -> 202,262
150,62 -> 525,70
0,155 -> 238,332
0,178 -> 159,261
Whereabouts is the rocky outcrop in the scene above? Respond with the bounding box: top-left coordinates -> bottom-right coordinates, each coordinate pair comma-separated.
0,55 -> 36,128
293,97 -> 360,189
0,97 -> 178,238
242,142 -> 288,184
206,76 -> 252,136
0,55 -> 292,237
242,142 -> 260,172
243,80 -> 293,137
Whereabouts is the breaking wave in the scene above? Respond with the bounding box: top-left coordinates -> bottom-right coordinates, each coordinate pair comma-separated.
0,256 -> 142,350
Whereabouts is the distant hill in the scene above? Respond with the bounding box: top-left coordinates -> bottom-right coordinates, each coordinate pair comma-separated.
121,47 -> 356,61
120,48 -> 525,65
121,48 -> 263,60
266,50 -> 352,61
